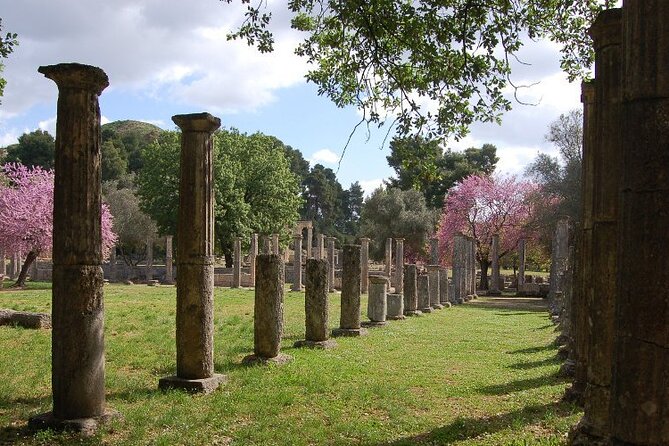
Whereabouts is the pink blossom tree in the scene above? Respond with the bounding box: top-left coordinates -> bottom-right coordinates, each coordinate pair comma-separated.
0,163 -> 117,287
437,173 -> 537,290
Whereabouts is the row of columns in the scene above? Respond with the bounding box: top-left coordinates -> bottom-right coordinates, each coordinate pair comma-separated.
451,233 -> 477,304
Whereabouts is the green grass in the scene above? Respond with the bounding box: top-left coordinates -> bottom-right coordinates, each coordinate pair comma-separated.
0,284 -> 581,445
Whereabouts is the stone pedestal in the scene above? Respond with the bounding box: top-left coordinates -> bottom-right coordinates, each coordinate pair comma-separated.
386,293 -> 405,320
232,236 -> 242,288
417,274 -> 432,313
291,234 -> 303,292
393,238 -> 404,292
365,275 -> 389,326
427,265 -> 443,309
488,234 -> 501,296
164,235 -> 174,284
29,63 -> 117,433
243,254 -> 291,365
332,245 -> 367,337
360,237 -> 370,294
158,112 -> 225,393
295,259 -> 336,349
403,264 -> 422,316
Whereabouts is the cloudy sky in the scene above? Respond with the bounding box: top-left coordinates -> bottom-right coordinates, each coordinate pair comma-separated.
0,0 -> 584,195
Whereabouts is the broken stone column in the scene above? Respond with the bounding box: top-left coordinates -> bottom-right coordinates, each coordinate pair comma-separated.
386,293 -> 405,320
393,238 -> 404,293
569,10 -> 623,444
609,3 -> 669,444
145,238 -> 153,282
158,112 -> 225,393
164,235 -> 173,284
430,237 -> 439,265
439,267 -> 451,308
403,264 -> 421,316
332,244 -> 367,337
249,233 -> 258,286
306,226 -> 313,259
366,275 -> 389,326
29,63 -> 115,433
384,238 -> 393,277
360,237 -> 370,294
489,234 -> 501,296
232,236 -> 242,288
295,259 -> 336,349
517,238 -> 526,295
243,254 -> 291,365
418,273 -> 432,313
327,237 -> 336,292
291,234 -> 303,292
428,265 -> 443,310
271,233 -> 279,256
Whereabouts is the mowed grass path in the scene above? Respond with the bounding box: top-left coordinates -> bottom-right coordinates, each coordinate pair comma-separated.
0,284 -> 581,445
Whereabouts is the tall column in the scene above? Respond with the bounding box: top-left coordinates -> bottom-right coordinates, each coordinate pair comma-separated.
315,234 -> 324,260
0,248 -> 6,277
243,254 -> 291,365
429,237 -> 439,265
30,63 -> 114,432
470,238 -> 477,297
452,234 -> 464,304
439,267 -> 450,307
609,3 -> 669,444
549,218 -> 570,313
427,265 -> 443,309
306,226 -> 313,259
360,237 -> 370,294
232,236 -> 242,288
158,112 -> 225,393
384,238 -> 393,277
332,245 -> 366,337
261,234 -> 271,255
108,246 -> 117,283
517,238 -> 526,294
271,233 -> 279,256
291,234 -> 303,292
394,238 -> 404,293
327,237 -> 336,292
403,264 -> 421,316
145,238 -> 153,281
295,259 -> 336,349
164,235 -> 173,284
489,234 -> 501,296
569,9 -> 622,444
249,233 -> 258,286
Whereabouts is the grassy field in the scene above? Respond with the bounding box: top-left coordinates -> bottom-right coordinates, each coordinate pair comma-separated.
0,283 -> 580,445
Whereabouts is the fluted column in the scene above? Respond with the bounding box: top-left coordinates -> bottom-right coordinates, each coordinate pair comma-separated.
164,235 -> 174,284
394,238 -> 404,292
232,236 -> 242,288
360,237 -> 370,294
489,234 -> 501,296
292,234 -> 303,291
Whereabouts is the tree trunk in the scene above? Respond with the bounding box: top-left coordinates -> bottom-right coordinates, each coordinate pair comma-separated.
479,259 -> 490,290
13,251 -> 38,287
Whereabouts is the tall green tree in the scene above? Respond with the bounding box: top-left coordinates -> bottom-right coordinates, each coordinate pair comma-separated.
224,1 -> 607,140
338,181 -> 364,240
101,140 -> 129,182
4,130 -> 55,169
0,18 -> 18,104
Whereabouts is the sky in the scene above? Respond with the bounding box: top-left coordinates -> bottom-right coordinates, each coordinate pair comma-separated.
0,0 -> 584,196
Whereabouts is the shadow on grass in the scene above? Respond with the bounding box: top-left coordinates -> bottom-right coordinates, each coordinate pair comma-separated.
508,344 -> 556,355
379,401 -> 576,445
508,356 -> 563,370
478,372 -> 568,396
466,297 -> 548,313
0,393 -> 50,411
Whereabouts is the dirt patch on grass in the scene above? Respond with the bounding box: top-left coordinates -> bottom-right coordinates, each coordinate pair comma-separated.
467,297 -> 548,312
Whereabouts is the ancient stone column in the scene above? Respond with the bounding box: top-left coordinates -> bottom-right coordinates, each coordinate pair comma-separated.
295,259 -> 336,349
261,234 -> 271,255
271,233 -> 280,256
569,10 -> 623,444
366,275 -> 389,326
327,237 -> 336,292
418,273 -> 432,313
291,234 -> 303,292
306,226 -> 313,259
394,238 -> 404,293
609,3 -> 669,444
384,238 -> 393,277
549,219 -> 570,314
469,238 -> 477,298
332,244 -> 367,337
430,237 -> 439,265
232,236 -> 242,288
145,238 -> 153,281
427,265 -> 443,310
489,234 -> 501,296
0,249 -> 6,278
243,254 -> 291,365
13,252 -> 20,280
403,264 -> 421,316
451,234 -> 463,304
249,233 -> 258,286
387,293 -> 405,320
360,237 -> 370,294
29,63 -> 115,433
164,235 -> 173,284
517,238 -> 526,295
158,112 -> 225,393
108,246 -> 117,283
439,267 -> 451,307
315,234 -> 324,260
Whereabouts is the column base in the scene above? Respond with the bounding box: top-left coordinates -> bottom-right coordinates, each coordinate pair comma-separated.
28,409 -> 121,437
241,353 -> 292,366
361,320 -> 387,328
558,359 -> 576,378
431,304 -> 444,310
568,419 -> 609,446
387,315 -> 406,320
440,302 -> 452,308
331,327 -> 368,337
562,382 -> 585,407
404,310 -> 423,317
420,307 -> 433,313
158,374 -> 227,394
294,339 -> 337,349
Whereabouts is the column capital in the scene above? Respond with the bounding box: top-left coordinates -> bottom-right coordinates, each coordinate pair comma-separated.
38,63 -> 109,95
172,112 -> 221,133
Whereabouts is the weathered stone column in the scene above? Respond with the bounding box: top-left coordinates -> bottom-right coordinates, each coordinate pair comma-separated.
549,219 -> 570,314
609,3 -> 669,444
332,245 -> 366,337
439,267 -> 451,307
517,238 -> 526,295
13,252 -> 20,280
249,233 -> 258,285
0,249 -> 6,278
295,259 -> 336,349
387,293 -> 405,320
430,237 -> 439,265
291,234 -> 303,292
232,236 -> 242,288
271,233 -> 280,256
418,273 -> 432,313
469,238 -> 477,298
384,238 -> 393,277
394,238 -> 404,293
360,237 -> 370,294
403,264 -> 421,316
569,10 -> 622,444
261,234 -> 271,254
306,226 -> 313,259
365,275 -> 389,326
451,234 -> 463,304
427,265 -> 443,310
164,235 -> 173,284
158,112 -> 225,393
145,238 -> 153,281
327,237 -> 336,292
30,63 -> 115,433
489,234 -> 501,296
315,234 -> 324,260
243,254 -> 291,365
108,246 -> 117,283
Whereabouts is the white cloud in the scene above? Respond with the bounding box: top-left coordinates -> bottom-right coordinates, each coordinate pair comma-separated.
101,116 -> 111,125
37,116 -> 56,135
0,130 -> 20,147
359,179 -> 384,197
310,149 -> 339,165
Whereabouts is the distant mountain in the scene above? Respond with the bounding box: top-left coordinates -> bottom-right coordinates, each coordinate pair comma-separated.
101,120 -> 163,144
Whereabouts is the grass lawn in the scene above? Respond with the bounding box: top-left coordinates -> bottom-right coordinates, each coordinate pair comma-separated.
0,283 -> 580,445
